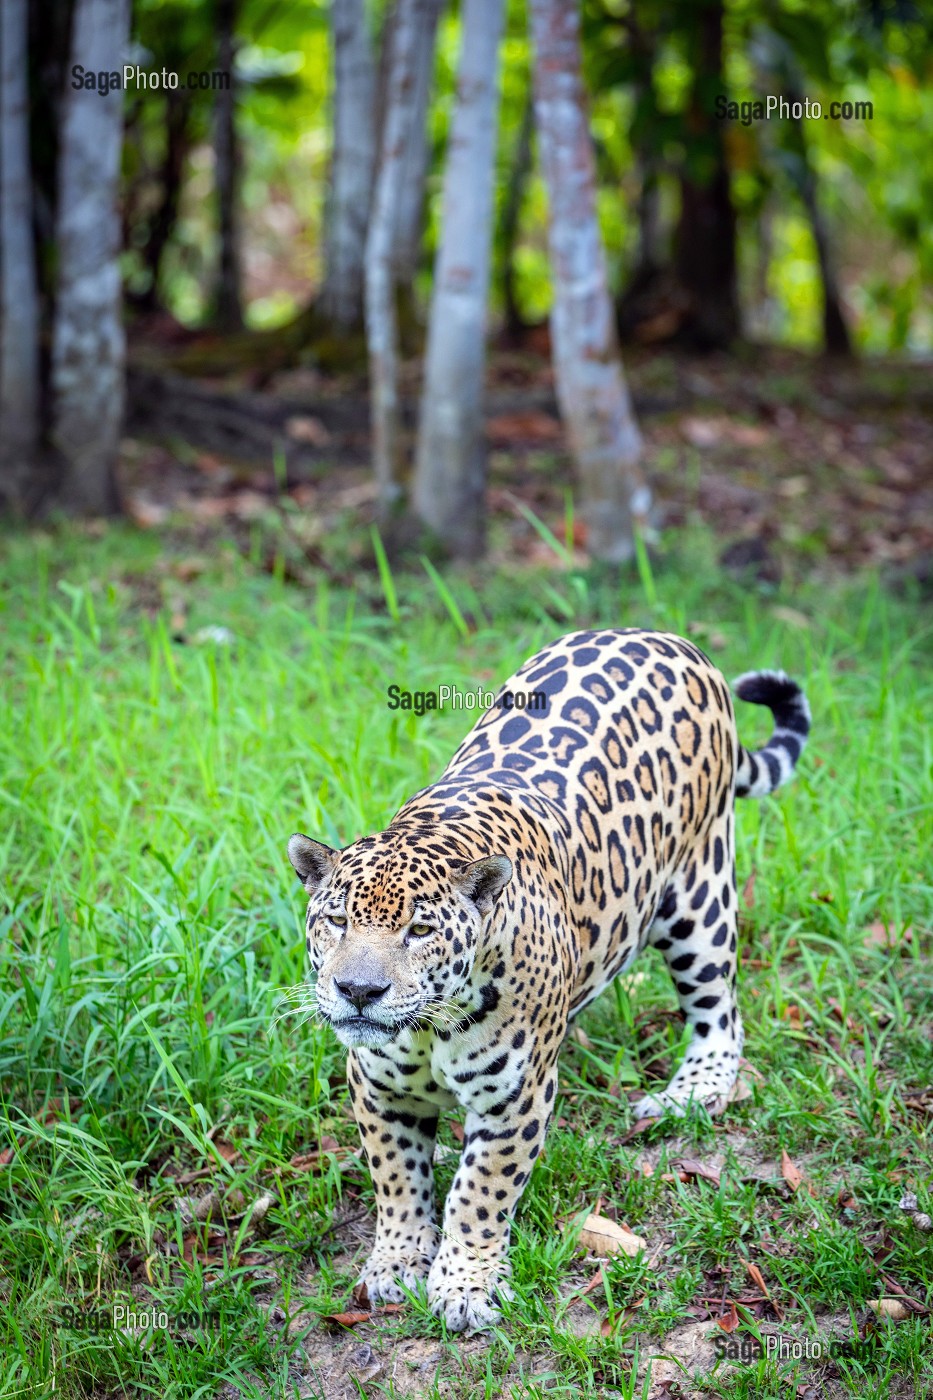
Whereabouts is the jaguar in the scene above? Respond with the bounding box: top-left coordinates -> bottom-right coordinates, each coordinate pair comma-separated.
287,628 -> 810,1332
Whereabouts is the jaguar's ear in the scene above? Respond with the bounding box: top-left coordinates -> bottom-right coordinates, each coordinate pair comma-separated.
455,855 -> 513,913
287,834 -> 339,892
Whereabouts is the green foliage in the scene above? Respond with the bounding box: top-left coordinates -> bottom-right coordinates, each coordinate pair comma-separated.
0,521 -> 931,1393
120,0 -> 933,347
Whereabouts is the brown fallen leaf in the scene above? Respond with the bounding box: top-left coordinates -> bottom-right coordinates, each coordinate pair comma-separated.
879,1274 -> 931,1314
450,1121 -> 465,1144
716,1301 -> 741,1333
182,1229 -> 227,1265
289,1136 -> 350,1172
745,1261 -> 783,1321
781,1149 -> 816,1197
323,1309 -> 377,1329
620,1116 -> 656,1143
172,1165 -> 217,1187
580,1266 -> 607,1297
322,1305 -> 404,1328
867,1298 -> 910,1321
672,1158 -> 722,1187
578,1213 -> 647,1258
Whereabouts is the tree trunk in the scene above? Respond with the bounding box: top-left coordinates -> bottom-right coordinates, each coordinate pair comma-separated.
411,0 -> 504,557
365,0 -> 421,514
138,90 -> 192,313
498,83 -> 534,338
0,0 -> 41,512
529,0 -> 650,564
786,98 -> 852,357
392,0 -> 443,286
213,0 -> 242,330
50,0 -> 129,516
673,0 -> 739,350
322,0 -> 376,331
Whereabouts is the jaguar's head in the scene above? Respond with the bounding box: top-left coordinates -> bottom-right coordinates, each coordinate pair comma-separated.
286,829 -> 512,1048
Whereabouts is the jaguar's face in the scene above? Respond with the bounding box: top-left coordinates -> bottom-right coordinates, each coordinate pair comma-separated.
286,832 -> 512,1048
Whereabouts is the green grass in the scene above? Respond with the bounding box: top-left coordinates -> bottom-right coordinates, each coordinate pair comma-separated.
0,520 -> 931,1398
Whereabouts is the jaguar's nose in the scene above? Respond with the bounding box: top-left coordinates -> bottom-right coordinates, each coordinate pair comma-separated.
334,977 -> 391,1012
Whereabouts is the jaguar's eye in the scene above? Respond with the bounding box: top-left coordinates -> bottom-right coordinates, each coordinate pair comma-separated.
407,923 -> 434,940
328,912 -> 347,929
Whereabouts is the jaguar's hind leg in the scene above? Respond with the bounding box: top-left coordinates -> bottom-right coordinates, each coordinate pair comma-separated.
634,817 -> 743,1118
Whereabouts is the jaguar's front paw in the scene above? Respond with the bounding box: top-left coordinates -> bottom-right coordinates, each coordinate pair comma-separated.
427,1255 -> 512,1333
357,1224 -> 440,1305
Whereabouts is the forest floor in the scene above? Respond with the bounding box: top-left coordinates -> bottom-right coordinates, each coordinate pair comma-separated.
120,344 -> 933,590
1,347 -> 932,1399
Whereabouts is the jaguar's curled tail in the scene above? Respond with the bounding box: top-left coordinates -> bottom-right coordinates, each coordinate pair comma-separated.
733,670 -> 811,798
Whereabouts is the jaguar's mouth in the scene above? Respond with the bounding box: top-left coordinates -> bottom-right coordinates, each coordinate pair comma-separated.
327,1013 -> 399,1048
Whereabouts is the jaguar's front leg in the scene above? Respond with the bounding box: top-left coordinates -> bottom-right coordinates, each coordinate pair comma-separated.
428,1068 -> 557,1333
347,1053 -> 441,1303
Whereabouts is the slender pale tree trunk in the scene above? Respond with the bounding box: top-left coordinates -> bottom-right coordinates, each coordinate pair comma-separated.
322,0 -> 376,331
499,84 -> 534,337
213,0 -> 242,330
412,0 -> 504,557
51,0 -> 129,515
365,0 -> 421,513
529,0 -> 650,564
392,0 -> 443,286
0,0 -> 40,511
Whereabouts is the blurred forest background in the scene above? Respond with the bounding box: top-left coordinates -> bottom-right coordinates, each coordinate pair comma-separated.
1,0 -> 931,573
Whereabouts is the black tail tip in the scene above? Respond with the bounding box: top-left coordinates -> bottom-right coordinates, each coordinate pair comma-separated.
733,668 -> 802,709
734,670 -> 811,736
